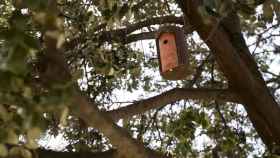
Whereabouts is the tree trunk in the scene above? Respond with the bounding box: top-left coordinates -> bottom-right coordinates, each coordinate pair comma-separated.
176,0 -> 280,150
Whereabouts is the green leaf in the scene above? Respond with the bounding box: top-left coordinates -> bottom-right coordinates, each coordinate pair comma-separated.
0,144 -> 8,157
9,147 -> 32,158
23,87 -> 32,99
204,0 -> 217,10
25,126 -> 42,149
0,129 -> 8,143
9,10 -> 29,31
0,104 -> 9,122
263,1 -> 274,22
6,129 -> 19,145
23,0 -> 48,10
60,106 -> 69,126
23,35 -> 40,50
6,46 -> 28,75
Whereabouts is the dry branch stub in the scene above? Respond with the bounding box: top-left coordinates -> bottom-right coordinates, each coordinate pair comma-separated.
156,26 -> 189,80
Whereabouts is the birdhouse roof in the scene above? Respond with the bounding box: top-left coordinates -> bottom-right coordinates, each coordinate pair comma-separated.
155,26 -> 183,39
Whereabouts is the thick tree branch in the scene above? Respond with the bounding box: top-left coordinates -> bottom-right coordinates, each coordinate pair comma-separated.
187,54 -> 211,87
65,15 -> 186,49
29,148 -> 118,158
31,147 -> 168,158
176,0 -> 280,149
72,93 -> 168,158
88,0 -> 152,32
39,3 -> 168,158
119,15 -> 184,34
124,31 -> 156,43
108,88 -> 241,121
5,144 -> 119,158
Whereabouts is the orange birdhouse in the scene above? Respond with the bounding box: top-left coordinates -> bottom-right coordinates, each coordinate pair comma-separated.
156,26 -> 189,80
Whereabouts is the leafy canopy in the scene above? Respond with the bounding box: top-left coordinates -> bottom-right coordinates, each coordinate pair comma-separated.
0,0 -> 280,157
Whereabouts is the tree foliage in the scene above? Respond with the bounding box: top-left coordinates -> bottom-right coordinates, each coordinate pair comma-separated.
0,0 -> 280,158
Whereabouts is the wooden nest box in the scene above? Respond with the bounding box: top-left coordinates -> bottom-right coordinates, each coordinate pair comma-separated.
156,26 -> 189,80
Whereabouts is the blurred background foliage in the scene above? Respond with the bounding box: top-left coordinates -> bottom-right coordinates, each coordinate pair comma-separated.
0,0 -> 280,157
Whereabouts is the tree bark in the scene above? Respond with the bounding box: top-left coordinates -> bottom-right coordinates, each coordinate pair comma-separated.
108,88 -> 240,121
38,2 -> 168,158
64,16 -> 185,49
37,148 -> 168,158
37,149 -> 117,158
176,0 -> 280,149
